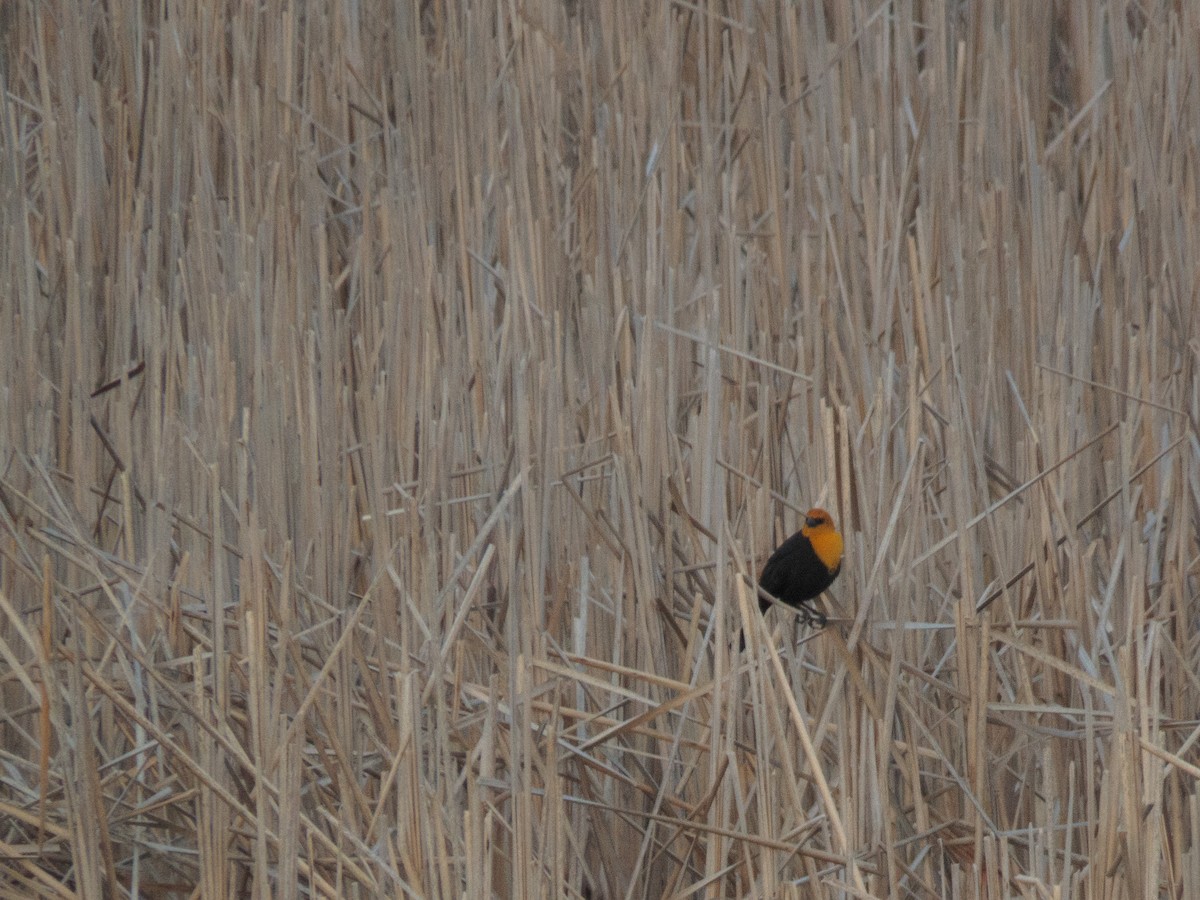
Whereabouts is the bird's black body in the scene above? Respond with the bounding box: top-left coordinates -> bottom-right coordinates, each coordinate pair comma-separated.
758,531 -> 840,616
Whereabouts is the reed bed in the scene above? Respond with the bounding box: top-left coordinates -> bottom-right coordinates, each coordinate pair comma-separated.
1,1 -> 1198,897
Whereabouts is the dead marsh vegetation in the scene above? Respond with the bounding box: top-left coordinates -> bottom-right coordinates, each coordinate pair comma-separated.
1,1 -> 1199,897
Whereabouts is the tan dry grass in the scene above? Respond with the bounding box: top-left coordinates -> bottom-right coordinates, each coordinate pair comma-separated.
0,1 -> 1198,897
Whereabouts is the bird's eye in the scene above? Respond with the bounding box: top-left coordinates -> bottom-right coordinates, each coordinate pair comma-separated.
806,514 -> 824,527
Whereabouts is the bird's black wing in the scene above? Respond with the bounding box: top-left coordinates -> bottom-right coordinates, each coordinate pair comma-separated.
758,531 -> 815,609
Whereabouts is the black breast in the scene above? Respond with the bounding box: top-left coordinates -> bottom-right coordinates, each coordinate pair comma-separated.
759,531 -> 840,611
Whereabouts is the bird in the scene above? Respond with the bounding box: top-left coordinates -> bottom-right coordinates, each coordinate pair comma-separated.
741,507 -> 842,648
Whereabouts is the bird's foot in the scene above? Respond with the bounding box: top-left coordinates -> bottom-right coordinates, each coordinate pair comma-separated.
798,606 -> 827,629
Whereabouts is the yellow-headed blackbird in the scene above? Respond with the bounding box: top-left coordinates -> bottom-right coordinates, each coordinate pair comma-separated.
741,508 -> 842,647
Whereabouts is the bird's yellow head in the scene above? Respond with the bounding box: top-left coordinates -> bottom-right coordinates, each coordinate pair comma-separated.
801,507 -> 843,572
